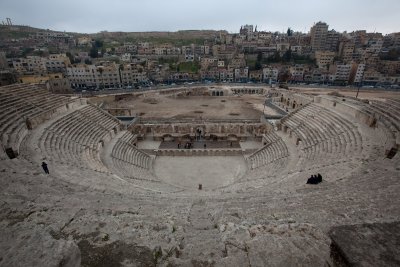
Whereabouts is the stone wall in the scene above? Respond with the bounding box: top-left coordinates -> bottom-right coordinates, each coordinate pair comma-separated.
231,87 -> 266,95
129,121 -> 273,141
154,149 -> 244,156
274,91 -> 313,110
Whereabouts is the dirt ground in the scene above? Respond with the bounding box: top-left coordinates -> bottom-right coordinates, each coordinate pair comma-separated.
291,87 -> 400,100
108,94 -> 266,119
97,86 -> 400,119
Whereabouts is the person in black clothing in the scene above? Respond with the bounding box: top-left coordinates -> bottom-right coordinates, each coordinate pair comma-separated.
306,175 -> 314,184
317,173 -> 322,183
307,174 -> 322,184
41,162 -> 49,174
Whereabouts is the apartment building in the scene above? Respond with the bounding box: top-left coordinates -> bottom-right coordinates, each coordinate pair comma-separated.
120,63 -> 147,86
263,67 -> 279,83
45,54 -> 70,73
66,64 -> 98,89
315,51 -> 336,69
13,56 -> 47,75
352,63 -> 365,84
200,57 -> 218,69
334,63 -> 352,83
289,65 -> 305,82
325,30 -> 340,51
339,42 -> 355,63
310,22 -> 329,51
249,69 -> 263,82
234,67 -> 249,82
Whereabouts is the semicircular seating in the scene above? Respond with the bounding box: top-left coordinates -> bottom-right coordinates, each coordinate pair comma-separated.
0,83 -> 73,159
0,84 -> 399,265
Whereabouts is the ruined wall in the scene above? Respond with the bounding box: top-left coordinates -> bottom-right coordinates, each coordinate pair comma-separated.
129,121 -> 273,141
275,92 -> 313,110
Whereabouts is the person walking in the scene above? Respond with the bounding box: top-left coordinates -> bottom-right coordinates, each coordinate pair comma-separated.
41,161 -> 49,174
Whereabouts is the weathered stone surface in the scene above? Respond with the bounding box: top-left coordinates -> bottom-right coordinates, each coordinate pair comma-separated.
78,240 -> 155,267
329,222 -> 400,267
0,224 -> 80,267
1,85 -> 400,266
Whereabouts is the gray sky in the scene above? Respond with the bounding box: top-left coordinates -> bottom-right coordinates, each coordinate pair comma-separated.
1,0 -> 399,34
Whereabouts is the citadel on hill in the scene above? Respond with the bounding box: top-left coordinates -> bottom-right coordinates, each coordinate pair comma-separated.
0,19 -> 400,267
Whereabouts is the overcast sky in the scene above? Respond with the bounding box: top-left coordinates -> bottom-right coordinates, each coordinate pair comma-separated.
1,0 -> 399,34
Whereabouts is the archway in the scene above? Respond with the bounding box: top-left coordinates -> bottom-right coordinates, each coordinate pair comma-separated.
162,134 -> 173,142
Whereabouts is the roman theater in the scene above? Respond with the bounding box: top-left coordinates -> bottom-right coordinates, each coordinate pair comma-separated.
0,83 -> 399,266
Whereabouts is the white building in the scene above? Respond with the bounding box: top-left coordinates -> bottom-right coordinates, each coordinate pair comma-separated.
121,53 -> 132,62
120,64 -> 147,86
334,64 -> 352,82
353,64 -> 365,84
263,67 -> 279,83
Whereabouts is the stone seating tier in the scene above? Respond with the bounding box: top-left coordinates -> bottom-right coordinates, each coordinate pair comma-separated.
0,84 -> 72,154
38,105 -> 120,172
248,131 -> 289,170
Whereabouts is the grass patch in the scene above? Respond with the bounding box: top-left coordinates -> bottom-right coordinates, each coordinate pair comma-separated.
177,61 -> 200,73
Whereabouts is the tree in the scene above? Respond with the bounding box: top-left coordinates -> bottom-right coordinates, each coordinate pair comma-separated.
89,46 -> 98,58
21,47 -> 34,57
283,49 -> 292,62
66,52 -> 75,64
272,51 -> 281,62
94,39 -> 103,48
257,52 -> 263,62
287,28 -> 293,37
255,61 -> 262,70
279,71 -> 290,83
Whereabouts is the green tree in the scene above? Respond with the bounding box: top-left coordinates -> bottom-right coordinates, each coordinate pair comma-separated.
287,28 -> 293,36
94,39 -> 103,48
257,52 -> 263,62
255,61 -> 262,70
66,52 -> 74,64
89,46 -> 98,58
21,47 -> 34,57
283,49 -> 292,62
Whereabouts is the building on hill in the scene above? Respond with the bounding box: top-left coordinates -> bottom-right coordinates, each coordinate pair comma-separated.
325,30 -> 340,51
45,54 -> 70,73
315,51 -> 336,69
12,56 -> 47,75
120,63 -> 148,86
310,21 -> 329,51
332,63 -> 352,85
66,63 -> 98,89
249,69 -> 263,82
263,66 -> 279,84
351,63 -> 365,84
289,65 -> 305,82
46,74 -> 72,94
234,67 -> 249,82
